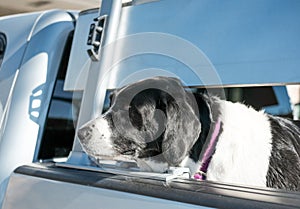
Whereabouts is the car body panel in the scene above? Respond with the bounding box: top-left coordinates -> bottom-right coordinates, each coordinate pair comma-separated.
0,10 -> 76,202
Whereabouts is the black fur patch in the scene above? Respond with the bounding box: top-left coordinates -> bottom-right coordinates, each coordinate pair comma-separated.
106,77 -> 202,166
188,93 -> 212,162
188,94 -> 223,163
267,115 -> 300,191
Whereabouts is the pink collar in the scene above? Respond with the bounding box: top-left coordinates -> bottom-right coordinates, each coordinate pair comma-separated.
194,118 -> 222,180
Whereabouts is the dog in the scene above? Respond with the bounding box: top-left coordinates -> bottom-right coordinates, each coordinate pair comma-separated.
78,76 -> 300,191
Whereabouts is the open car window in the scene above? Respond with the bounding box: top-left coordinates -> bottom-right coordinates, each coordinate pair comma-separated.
90,83 -> 300,172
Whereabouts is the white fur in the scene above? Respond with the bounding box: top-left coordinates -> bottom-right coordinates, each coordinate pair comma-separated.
81,118 -> 116,157
206,100 -> 273,187
180,156 -> 200,175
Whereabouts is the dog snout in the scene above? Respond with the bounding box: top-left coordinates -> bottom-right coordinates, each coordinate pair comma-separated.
77,126 -> 92,142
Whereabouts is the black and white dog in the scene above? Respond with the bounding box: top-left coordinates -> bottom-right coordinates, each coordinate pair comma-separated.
78,77 -> 300,191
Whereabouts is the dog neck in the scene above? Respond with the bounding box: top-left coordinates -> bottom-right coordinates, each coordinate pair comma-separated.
194,118 -> 222,180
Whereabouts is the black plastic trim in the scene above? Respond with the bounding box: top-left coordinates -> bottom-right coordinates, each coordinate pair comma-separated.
0,33 -> 7,68
14,164 -> 300,209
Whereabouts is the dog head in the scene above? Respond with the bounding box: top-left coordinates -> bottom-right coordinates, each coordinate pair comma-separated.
78,77 -> 201,172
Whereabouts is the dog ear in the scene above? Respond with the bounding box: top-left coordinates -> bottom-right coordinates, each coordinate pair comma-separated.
161,79 -> 201,166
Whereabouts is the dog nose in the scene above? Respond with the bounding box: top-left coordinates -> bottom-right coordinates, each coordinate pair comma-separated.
77,126 -> 92,142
